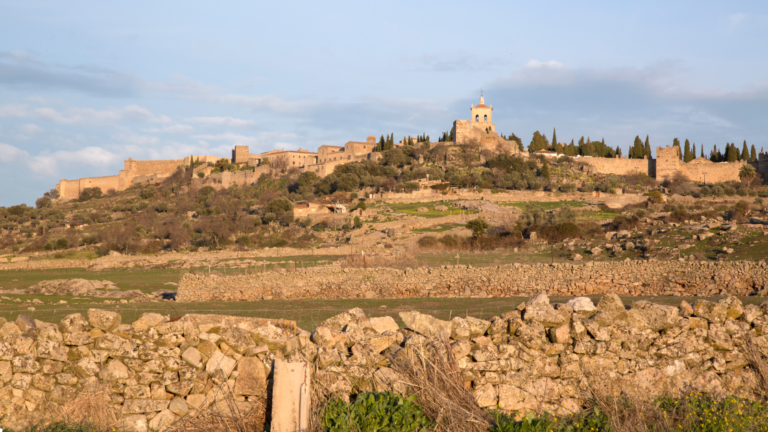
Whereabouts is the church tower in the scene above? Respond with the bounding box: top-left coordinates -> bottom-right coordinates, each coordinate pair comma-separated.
470,94 -> 494,132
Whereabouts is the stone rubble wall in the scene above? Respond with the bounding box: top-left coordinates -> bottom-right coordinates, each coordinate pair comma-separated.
2,294 -> 768,431
177,260 -> 768,302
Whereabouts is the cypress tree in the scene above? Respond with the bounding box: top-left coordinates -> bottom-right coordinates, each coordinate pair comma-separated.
616,146 -> 622,157
692,143 -> 697,160
727,144 -> 738,162
378,135 -> 385,152
701,145 -> 704,158
742,141 -> 750,161
684,139 -> 693,162
631,136 -> 643,159
751,144 -> 758,162
552,128 -> 557,150
644,135 -> 651,158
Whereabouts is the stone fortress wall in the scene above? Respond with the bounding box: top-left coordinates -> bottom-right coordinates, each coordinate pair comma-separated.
3,291 -> 768,430
177,260 -> 768,302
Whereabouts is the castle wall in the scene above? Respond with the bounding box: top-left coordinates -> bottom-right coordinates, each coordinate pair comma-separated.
79,175 -> 120,194
453,120 -> 471,145
677,158 -> 748,184
56,179 -> 81,201
581,157 -> 651,176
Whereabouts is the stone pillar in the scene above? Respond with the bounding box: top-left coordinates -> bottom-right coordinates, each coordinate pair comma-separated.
270,359 -> 311,432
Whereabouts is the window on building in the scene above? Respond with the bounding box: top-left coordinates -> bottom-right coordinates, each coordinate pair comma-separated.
484,115 -> 488,122
475,115 -> 479,122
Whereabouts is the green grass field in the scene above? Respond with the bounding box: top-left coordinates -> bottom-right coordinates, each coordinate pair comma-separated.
411,223 -> 465,233
498,200 -> 588,210
382,201 -> 475,218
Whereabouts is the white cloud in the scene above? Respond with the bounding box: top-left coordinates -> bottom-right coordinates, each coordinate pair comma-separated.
191,132 -> 261,146
189,116 -> 255,127
0,104 -> 28,117
20,123 -> 43,134
31,105 -> 171,125
113,133 -> 161,146
0,144 -> 120,176
0,143 -> 29,163
146,124 -> 194,133
524,60 -> 565,69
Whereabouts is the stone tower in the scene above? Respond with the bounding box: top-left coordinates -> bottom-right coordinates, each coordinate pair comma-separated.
470,95 -> 494,132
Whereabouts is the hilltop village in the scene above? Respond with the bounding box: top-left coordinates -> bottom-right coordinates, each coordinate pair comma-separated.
55,95 -> 767,201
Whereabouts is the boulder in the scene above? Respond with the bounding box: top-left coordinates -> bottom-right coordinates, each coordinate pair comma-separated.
565,297 -> 596,318
148,409 -> 177,432
235,357 -> 267,396
319,308 -> 370,332
368,316 -> 399,334
632,301 -> 680,331
597,294 -> 625,314
399,311 -> 451,340
87,309 -> 122,332
115,415 -> 148,432
131,313 -> 166,332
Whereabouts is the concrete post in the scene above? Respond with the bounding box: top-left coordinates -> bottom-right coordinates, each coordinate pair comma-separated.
270,359 -> 311,432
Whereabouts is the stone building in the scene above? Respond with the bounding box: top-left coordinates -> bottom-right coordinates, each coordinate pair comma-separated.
453,95 -> 520,154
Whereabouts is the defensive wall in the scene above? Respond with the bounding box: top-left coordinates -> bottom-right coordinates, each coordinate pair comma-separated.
56,156 -> 220,201
3,291 -> 768,429
578,145 -> 750,183
177,260 -> 768,302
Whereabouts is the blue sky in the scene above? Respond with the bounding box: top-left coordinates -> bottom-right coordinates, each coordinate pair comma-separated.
1,0 -> 766,206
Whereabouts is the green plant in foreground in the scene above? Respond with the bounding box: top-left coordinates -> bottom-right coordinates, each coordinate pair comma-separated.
492,408 -> 612,432
3,421 -> 109,432
322,391 -> 433,432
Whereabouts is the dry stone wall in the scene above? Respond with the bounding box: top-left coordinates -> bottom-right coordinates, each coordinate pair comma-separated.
2,294 -> 768,431
177,260 -> 768,302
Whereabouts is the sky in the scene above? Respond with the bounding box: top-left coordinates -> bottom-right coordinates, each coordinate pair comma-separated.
1,0 -> 767,206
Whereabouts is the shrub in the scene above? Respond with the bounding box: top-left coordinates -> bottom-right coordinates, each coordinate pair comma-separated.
610,214 -> 640,231
197,186 -> 216,198
559,183 -> 576,193
535,222 -> 582,243
55,237 -> 69,249
322,392 -> 433,432
139,187 -> 156,199
35,196 -> 52,209
78,187 -> 102,202
353,216 -> 362,229
439,234 -> 459,247
668,206 -> 690,222
724,186 -> 736,196
417,236 -> 439,247
81,234 -> 97,245
728,200 -> 750,222
197,171 -> 205,178
647,190 -> 663,204
466,217 -> 490,237
263,213 -> 276,224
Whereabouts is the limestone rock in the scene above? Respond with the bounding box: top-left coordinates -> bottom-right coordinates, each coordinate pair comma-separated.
597,294 -> 625,314
116,415 -> 148,432
320,308 -> 370,332
131,313 -> 166,332
399,311 -> 451,340
88,309 -> 122,332
60,313 -> 90,333
181,347 -> 203,368
632,301 -> 680,331
235,357 -> 267,396
566,297 -> 597,318
169,397 -> 189,416
368,316 -> 399,334
148,409 -> 177,432
205,351 -> 236,379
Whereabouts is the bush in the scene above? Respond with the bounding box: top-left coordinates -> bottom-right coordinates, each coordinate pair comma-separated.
78,187 -> 102,202
35,196 -> 52,209
322,392 -> 433,432
610,214 -> 640,231
729,200 -> 750,222
81,234 -> 97,245
263,213 -> 276,224
55,237 -> 69,249
417,236 -> 439,247
668,206 -> 690,222
466,217 -> 490,237
558,183 -> 576,193
647,190 -> 663,203
353,216 -> 362,229
139,187 -> 156,199
197,171 -> 205,178
531,223 -> 582,243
